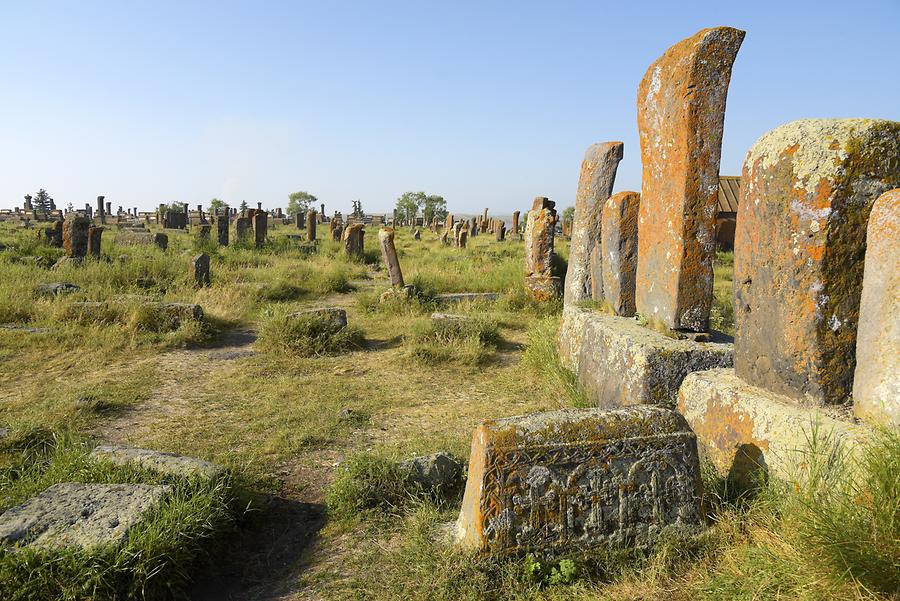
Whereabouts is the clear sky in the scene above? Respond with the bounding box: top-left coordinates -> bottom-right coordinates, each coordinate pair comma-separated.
1,1 -> 898,216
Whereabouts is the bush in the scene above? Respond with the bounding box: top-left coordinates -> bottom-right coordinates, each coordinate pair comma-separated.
325,453 -> 418,520
405,316 -> 500,366
258,310 -> 363,356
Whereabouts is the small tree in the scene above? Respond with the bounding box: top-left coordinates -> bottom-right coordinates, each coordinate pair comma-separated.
287,191 -> 317,216
239,200 -> 248,212
395,192 -> 424,223
208,198 -> 226,212
423,194 -> 448,224
32,189 -> 52,212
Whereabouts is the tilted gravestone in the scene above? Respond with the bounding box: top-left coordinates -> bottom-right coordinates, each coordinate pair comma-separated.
564,142 -> 624,305
853,189 -> 899,426
342,223 -> 365,259
455,405 -> 702,555
378,227 -> 404,288
635,26 -> 745,332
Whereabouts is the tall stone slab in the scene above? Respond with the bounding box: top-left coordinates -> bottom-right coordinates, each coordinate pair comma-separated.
252,211 -> 267,247
216,215 -> 229,246
87,226 -> 103,258
601,191 -> 640,316
379,227 -> 404,287
524,197 -> 559,300
192,252 -> 210,286
735,119 -> 900,405
455,406 -> 702,555
63,215 -> 90,258
511,210 -> 520,234
343,223 -> 365,259
564,142 -> 624,305
853,189 -> 900,425
635,27 -> 745,332
307,210 -> 317,242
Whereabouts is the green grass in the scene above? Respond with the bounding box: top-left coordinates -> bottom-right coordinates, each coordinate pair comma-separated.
257,308 -> 364,356
522,316 -> 590,407
405,315 -> 501,366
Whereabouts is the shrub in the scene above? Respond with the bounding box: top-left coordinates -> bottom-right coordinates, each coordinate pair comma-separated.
405,316 -> 500,366
325,453 -> 417,520
258,311 -> 363,356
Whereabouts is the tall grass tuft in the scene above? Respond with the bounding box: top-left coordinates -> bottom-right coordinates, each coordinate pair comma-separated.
405,316 -> 500,366
522,316 -> 590,407
257,309 -> 364,356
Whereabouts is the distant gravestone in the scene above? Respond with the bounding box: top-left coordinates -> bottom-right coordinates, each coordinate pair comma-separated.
307,210 -> 317,242
216,214 -> 229,246
252,211 -> 267,247
455,406 -> 702,555
343,223 -> 365,259
524,197 -> 559,300
378,227 -> 404,287
63,215 -> 90,258
192,253 -> 210,287
87,226 -> 103,258
234,217 -> 251,243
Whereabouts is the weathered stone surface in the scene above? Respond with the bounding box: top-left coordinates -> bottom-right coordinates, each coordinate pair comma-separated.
86,226 -> 103,258
378,227 -> 404,287
525,275 -> 562,302
192,253 -> 210,287
564,142 -> 624,305
90,445 -> 225,480
153,233 -> 168,250
252,212 -> 267,247
635,27 -> 745,332
525,197 -> 558,301
154,302 -> 204,326
234,217 -> 251,242
0,483 -> 171,549
455,405 -> 702,555
853,189 -> 900,425
431,312 -> 471,323
601,191 -> 641,316
677,368 -> 868,481
558,306 -> 733,408
332,223 -> 344,241
36,282 -> 80,296
294,212 -> 305,229
342,223 -> 365,259
63,215 -> 90,258
216,216 -> 229,246
400,452 -> 463,491
287,307 -> 348,328
435,292 -> 500,304
307,210 -> 317,242
735,119 -> 900,405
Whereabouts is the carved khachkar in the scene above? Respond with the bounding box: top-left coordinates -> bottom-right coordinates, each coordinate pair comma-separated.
455,405 -> 702,555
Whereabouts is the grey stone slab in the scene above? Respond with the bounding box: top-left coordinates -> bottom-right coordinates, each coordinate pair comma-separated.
435,292 -> 500,304
0,483 -> 171,549
90,445 -> 225,480
286,307 -> 347,328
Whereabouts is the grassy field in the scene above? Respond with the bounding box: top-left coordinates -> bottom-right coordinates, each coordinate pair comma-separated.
0,219 -> 895,600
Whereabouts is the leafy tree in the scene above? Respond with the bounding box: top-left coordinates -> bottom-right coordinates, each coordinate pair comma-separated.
32,189 -> 52,212
422,194 -> 447,224
239,200 -> 248,212
208,198 -> 226,212
562,206 -> 575,224
287,191 -> 317,216
165,202 -> 187,213
395,191 -> 424,222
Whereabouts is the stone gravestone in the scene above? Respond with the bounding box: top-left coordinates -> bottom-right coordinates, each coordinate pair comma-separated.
87,226 -> 103,258
332,223 -> 344,242
524,197 -> 559,300
511,210 -> 520,235
455,405 -> 702,555
677,118 -> 899,482
295,211 -> 305,229
853,189 -> 899,425
234,217 -> 251,243
413,229 -> 421,240
378,227 -> 404,287
564,142 -> 624,305
734,119 -> 900,406
635,26 -> 745,332
600,191 -> 641,316
343,223 -> 365,259
252,211 -> 267,247
307,210 -> 317,242
494,219 -> 505,242
458,225 -> 468,249
216,214 -> 229,246
63,214 -> 90,258
192,252 -> 210,287
46,220 -> 63,247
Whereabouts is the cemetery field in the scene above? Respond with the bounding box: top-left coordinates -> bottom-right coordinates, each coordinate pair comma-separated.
0,221 -> 895,601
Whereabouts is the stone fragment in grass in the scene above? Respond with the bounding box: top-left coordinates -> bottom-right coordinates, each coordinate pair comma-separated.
455,405 -> 703,555
430,312 -> 471,323
35,282 -> 80,296
287,307 -> 348,328
90,444 -> 225,480
192,252 -> 210,287
0,483 -> 172,549
154,302 -> 204,325
435,292 -> 500,304
401,452 -> 463,491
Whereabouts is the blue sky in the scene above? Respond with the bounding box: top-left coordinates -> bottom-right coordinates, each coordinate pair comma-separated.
1,1 -> 898,215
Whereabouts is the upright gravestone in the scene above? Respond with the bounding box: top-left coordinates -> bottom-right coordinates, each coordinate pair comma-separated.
524,197 -> 559,300
87,226 -> 103,258
564,142 -> 624,305
853,188 -> 900,426
511,210 -> 520,235
343,223 -> 365,259
481,208 -> 488,232
307,210 -> 317,242
216,214 -> 229,246
458,225 -> 468,249
252,211 -> 267,247
234,217 -> 251,243
332,223 -> 344,242
378,228 -> 404,287
295,212 -> 305,229
494,219 -> 506,242
634,27 -> 745,332
455,406 -> 702,555
600,192 -> 641,316
63,214 -> 90,258
192,253 -> 210,287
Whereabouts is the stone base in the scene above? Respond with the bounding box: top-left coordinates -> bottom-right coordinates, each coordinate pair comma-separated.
0,483 -> 172,549
558,306 -> 733,408
525,276 -> 561,302
677,368 -> 868,482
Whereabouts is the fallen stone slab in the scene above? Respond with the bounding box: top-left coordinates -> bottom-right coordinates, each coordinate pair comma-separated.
455,405 -> 703,555
287,307 -> 347,328
677,368 -> 869,484
153,302 -> 204,325
35,282 -> 81,296
430,312 -> 471,323
435,292 -> 500,304
558,305 -> 733,408
400,452 -> 463,491
90,445 -> 225,480
0,482 -> 172,549
0,324 -> 53,334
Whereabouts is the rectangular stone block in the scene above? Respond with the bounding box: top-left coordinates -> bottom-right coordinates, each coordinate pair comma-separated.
90,445 -> 225,480
455,406 -> 703,555
558,306 -> 733,408
0,483 -> 171,549
677,368 -> 868,481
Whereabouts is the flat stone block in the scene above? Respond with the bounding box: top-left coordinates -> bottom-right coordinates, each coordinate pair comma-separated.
287,307 -> 347,328
558,306 -> 733,408
90,445 -> 225,480
435,292 -> 500,304
0,483 -> 172,549
455,405 -> 703,555
677,368 -> 868,481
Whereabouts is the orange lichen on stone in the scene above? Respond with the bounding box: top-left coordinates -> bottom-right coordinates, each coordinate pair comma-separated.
634,27 -> 745,332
